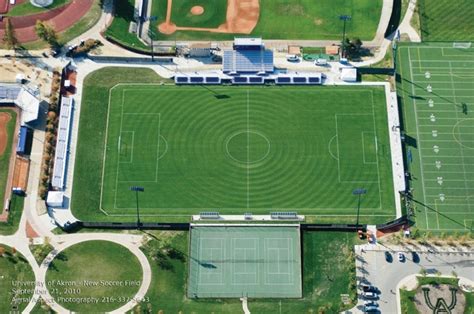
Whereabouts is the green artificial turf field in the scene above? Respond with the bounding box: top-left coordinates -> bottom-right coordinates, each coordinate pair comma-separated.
418,0 -> 474,42
150,0 -> 382,41
72,69 -> 396,222
397,43 -> 474,232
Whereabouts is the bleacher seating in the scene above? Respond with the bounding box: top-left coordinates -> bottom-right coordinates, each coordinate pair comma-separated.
223,50 -> 274,73
270,212 -> 298,219
0,84 -> 22,101
51,97 -> 73,190
199,212 -> 220,219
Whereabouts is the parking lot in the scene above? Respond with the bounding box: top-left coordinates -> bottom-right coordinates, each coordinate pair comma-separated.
350,244 -> 474,313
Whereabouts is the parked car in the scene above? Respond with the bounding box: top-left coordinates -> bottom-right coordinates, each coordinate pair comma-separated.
385,251 -> 393,262
412,252 -> 420,263
362,285 -> 378,293
398,252 -> 405,262
364,300 -> 378,307
315,58 -> 328,66
286,54 -> 300,62
364,306 -> 379,313
363,292 -> 378,299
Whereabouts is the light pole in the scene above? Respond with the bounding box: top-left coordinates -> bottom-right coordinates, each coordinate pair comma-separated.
147,16 -> 158,61
352,188 -> 367,229
339,15 -> 351,58
130,186 -> 144,228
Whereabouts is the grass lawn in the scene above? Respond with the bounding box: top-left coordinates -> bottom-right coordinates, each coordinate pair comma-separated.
45,240 -> 142,312
71,68 -> 396,223
137,231 -> 359,313
0,245 -> 36,313
400,276 -> 474,314
396,43 -> 474,232
6,0 -> 70,17
0,195 -> 24,235
70,67 -> 170,222
418,0 -> 474,41
105,0 -> 148,51
0,109 -> 16,214
150,0 -> 382,41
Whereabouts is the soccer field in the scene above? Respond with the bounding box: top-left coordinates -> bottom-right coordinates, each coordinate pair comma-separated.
96,85 -> 395,219
397,43 -> 474,231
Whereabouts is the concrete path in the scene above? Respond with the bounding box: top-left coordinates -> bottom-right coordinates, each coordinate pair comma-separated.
398,0 -> 421,42
29,233 -> 151,314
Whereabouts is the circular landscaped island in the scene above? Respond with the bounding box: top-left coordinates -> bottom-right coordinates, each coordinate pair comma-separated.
45,241 -> 143,312
0,245 -> 35,313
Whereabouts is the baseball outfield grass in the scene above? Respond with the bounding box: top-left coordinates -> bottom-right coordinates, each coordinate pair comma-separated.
147,0 -> 383,41
71,67 -> 396,223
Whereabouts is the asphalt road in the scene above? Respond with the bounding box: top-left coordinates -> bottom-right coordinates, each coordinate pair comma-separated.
351,245 -> 474,314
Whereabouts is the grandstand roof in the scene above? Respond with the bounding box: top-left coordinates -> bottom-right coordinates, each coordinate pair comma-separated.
223,49 -> 274,73
52,97 -> 73,190
0,83 -> 40,125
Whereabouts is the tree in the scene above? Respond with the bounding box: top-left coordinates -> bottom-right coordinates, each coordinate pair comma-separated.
2,18 -> 18,50
0,246 -> 5,257
35,20 -> 59,48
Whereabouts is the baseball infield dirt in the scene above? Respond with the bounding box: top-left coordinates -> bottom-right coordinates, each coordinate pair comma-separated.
158,0 -> 259,35
0,112 -> 12,156
190,6 -> 204,16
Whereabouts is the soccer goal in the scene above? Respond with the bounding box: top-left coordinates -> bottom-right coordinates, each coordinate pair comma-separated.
453,42 -> 472,49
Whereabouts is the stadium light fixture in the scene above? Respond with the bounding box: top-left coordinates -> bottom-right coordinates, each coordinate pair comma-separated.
147,16 -> 158,62
352,188 -> 367,229
130,186 -> 145,229
339,15 -> 352,58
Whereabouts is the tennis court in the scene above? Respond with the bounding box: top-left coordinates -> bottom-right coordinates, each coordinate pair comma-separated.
397,43 -> 474,231
188,226 -> 302,298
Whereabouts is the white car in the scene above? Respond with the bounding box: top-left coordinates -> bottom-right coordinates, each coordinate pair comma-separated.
398,252 -> 405,262
363,292 -> 378,299
315,58 -> 328,66
286,54 -> 300,62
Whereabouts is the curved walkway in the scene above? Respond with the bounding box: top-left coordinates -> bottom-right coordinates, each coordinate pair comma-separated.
27,233 -> 151,313
398,0 -> 421,42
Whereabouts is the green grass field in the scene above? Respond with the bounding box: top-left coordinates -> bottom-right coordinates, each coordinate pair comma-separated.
0,245 -> 35,313
149,0 -> 382,41
6,0 -> 70,16
139,231 -> 358,313
71,68 -> 396,222
397,43 -> 474,232
0,109 -> 16,214
418,0 -> 474,41
46,240 -> 142,312
0,195 -> 24,235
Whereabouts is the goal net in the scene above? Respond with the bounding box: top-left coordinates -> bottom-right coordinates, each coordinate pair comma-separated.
453,42 -> 472,49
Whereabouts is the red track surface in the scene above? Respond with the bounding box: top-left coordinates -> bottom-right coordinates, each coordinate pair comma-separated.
0,0 -> 93,43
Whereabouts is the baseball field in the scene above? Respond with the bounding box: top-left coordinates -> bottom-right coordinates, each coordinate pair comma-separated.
149,0 -> 383,40
71,68 -> 396,223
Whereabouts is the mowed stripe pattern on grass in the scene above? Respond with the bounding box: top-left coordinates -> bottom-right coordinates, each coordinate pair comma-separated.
418,0 -> 474,41
100,85 -> 395,217
397,43 -> 474,231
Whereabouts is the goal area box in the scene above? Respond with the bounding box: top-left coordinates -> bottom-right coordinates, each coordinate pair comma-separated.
188,226 -> 302,298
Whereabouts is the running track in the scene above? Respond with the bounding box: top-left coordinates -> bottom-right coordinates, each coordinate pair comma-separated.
0,0 -> 93,43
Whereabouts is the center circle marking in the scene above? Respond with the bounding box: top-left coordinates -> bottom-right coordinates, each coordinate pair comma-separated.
226,131 -> 271,164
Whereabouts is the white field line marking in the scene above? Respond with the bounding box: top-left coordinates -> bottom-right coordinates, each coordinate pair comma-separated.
449,60 -> 473,215
369,91 -> 384,212
408,47 -> 430,229
118,131 -> 135,163
247,89 -> 250,209
113,89 -> 127,210
335,114 -> 341,183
